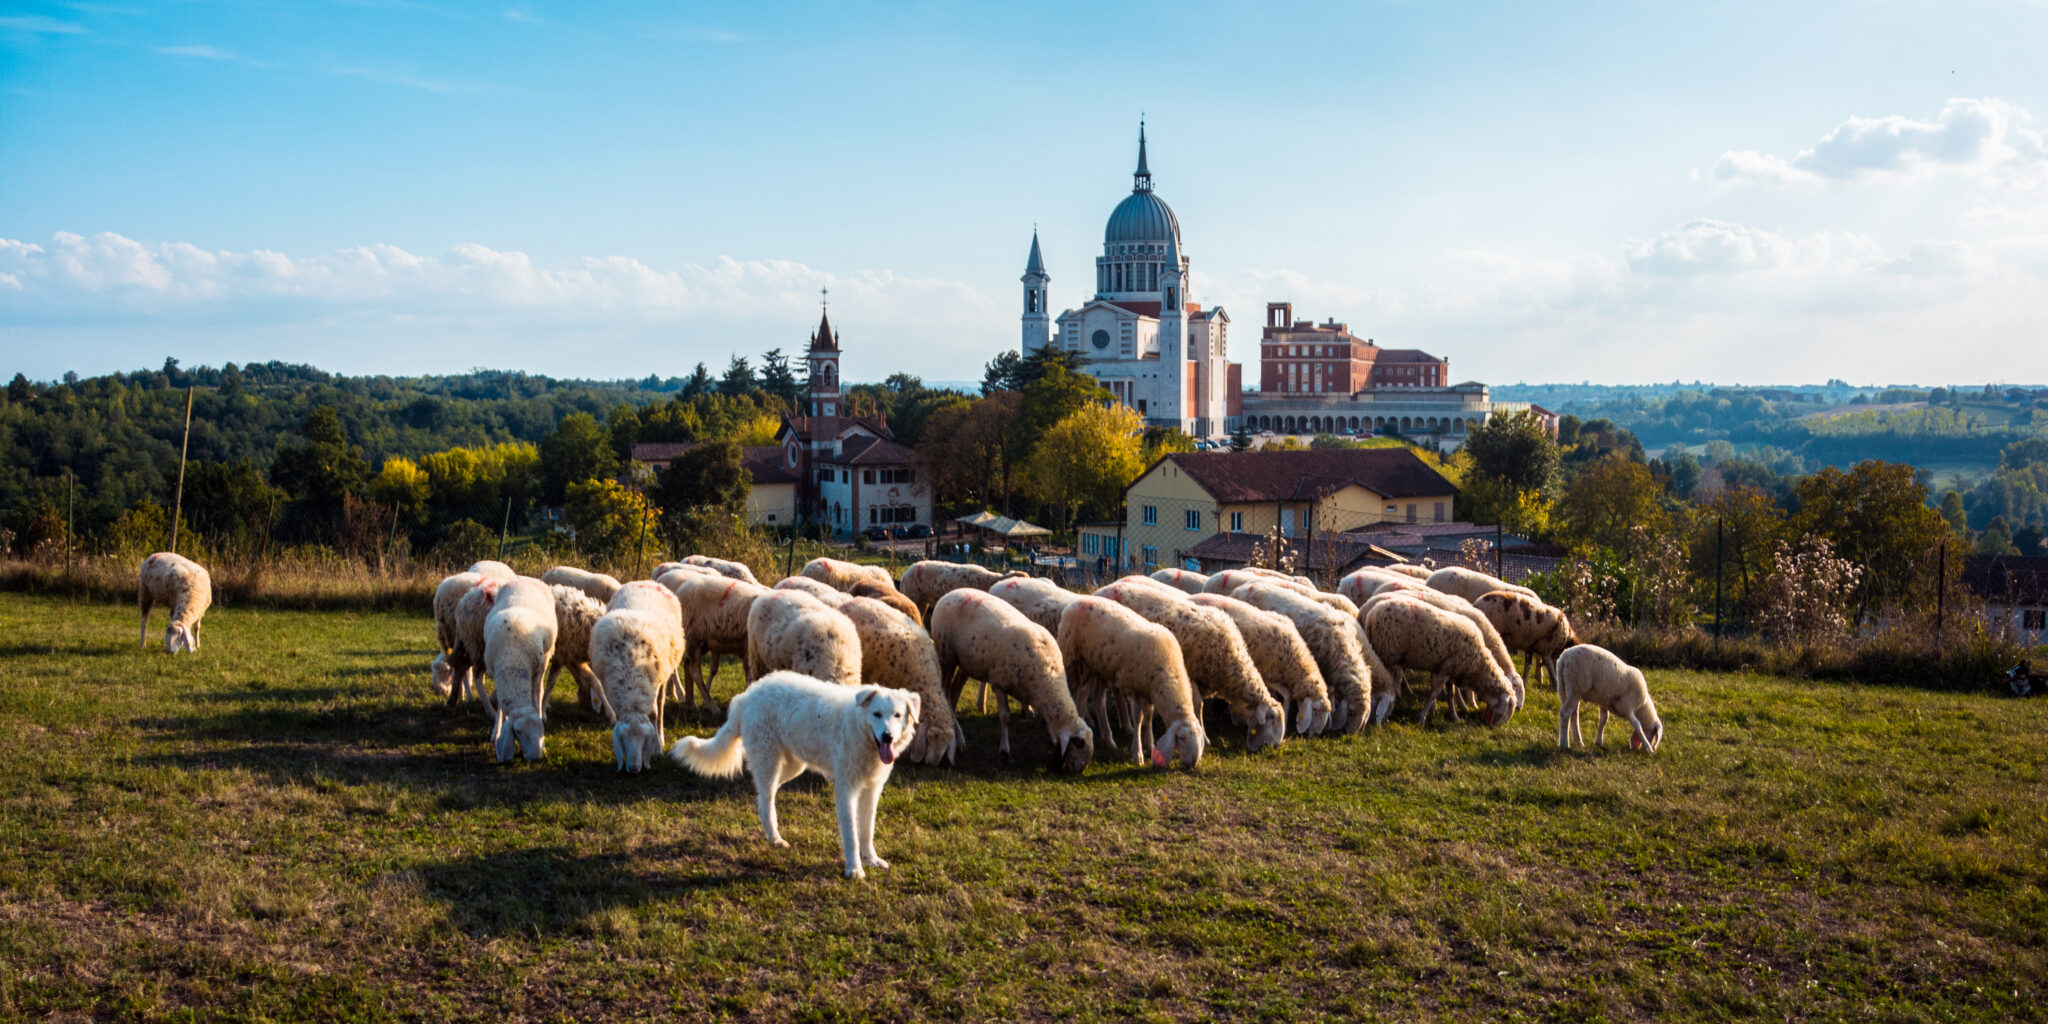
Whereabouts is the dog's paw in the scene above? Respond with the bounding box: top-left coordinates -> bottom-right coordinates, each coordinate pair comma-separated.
769,837 -> 790,849
844,866 -> 866,881
863,855 -> 890,871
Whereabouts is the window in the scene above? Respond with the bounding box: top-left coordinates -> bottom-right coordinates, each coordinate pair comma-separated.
1434,502 -> 1446,523
842,470 -> 850,483
1406,504 -> 1418,524
869,508 -> 878,524
1142,545 -> 1158,569
863,470 -> 875,484
1143,505 -> 1158,525
2026,609 -> 2046,631
1185,509 -> 1200,531
1082,535 -> 1097,555
1229,511 -> 1243,532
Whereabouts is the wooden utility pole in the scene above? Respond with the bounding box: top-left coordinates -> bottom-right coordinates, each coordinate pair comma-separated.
168,386 -> 194,553
497,496 -> 513,560
1936,537 -> 1947,647
1714,517 -> 1724,643
64,469 -> 74,584
1495,522 -> 1503,580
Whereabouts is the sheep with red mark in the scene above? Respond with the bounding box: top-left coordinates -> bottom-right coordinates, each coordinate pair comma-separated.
746,589 -> 862,685
1095,580 -> 1286,752
1231,580 -> 1391,732
929,590 -> 1093,772
1057,596 -> 1203,768
666,573 -> 771,715
591,581 -> 686,772
1189,592 -> 1333,737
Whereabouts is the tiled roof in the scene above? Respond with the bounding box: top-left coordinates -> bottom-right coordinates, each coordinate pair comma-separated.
1183,531 -> 1404,574
818,434 -> 918,466
1097,300 -> 1202,319
630,442 -> 704,463
741,446 -> 798,485
1374,349 -> 1444,363
1146,448 -> 1456,503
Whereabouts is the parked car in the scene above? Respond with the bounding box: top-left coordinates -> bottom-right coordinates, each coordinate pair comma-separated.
904,523 -> 932,538
861,526 -> 890,541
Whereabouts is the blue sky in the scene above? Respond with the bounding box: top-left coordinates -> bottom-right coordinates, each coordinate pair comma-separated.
3,0 -> 2046,385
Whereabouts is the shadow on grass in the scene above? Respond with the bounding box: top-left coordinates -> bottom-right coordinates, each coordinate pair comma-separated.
0,641 -> 134,659
414,840 -> 768,937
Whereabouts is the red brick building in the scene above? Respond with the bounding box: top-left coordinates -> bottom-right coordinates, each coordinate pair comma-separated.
1257,302 -> 1449,395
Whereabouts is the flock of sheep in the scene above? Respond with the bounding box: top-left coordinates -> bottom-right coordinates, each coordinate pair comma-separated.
135,548 -> 1667,767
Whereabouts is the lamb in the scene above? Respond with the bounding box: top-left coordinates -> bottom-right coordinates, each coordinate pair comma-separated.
431,571 -> 488,696
483,578 -> 558,762
1360,596 -> 1518,727
1189,592 -> 1333,738
1148,567 -> 1210,594
801,557 -> 895,594
683,554 -> 761,585
839,596 -> 960,765
1094,580 -> 1286,752
545,584 -> 609,716
1427,565 -> 1537,604
665,572 -> 771,714
929,590 -> 1094,772
899,560 -> 1024,615
467,560 -> 517,580
591,581 -> 687,772
1056,596 -> 1204,768
138,551 -> 212,654
540,565 -> 623,604
1555,644 -> 1663,752
1358,586 -> 1525,707
987,576 -> 1083,635
849,580 -> 923,628
746,589 -> 863,685
1473,590 -> 1579,692
1231,580 -> 1391,732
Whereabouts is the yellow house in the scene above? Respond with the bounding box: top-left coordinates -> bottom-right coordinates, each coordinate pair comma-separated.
628,442 -> 799,530
1118,448 -> 1457,573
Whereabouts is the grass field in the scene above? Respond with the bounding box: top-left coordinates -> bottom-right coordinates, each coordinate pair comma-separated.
2,592 -> 2044,1022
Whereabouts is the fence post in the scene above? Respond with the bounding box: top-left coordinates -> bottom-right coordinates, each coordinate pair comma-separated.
64,469 -> 74,589
1936,536 -> 1947,648
497,496 -> 512,561
1714,517 -> 1724,643
1495,521 -> 1503,580
634,503 -> 648,576
167,385 -> 194,553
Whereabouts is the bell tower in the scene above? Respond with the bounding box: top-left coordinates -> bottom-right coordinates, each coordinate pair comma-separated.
806,295 -> 841,421
1021,230 -> 1050,354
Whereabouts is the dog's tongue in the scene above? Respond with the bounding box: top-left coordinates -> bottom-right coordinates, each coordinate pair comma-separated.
876,736 -> 896,764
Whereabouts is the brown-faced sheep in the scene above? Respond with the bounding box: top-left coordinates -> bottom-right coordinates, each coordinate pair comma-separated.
1188,592 -> 1333,737
928,590 -> 1093,772
1231,580 -> 1391,732
1360,596 -> 1518,727
666,573 -> 771,714
1057,596 -> 1203,768
1473,590 -> 1579,691
839,596 -> 959,765
849,579 -> 922,627
801,557 -> 895,594
899,560 -> 1024,616
591,581 -> 686,772
1555,644 -> 1663,752
540,565 -> 623,604
545,584 -> 609,716
683,554 -> 761,585
138,551 -> 212,654
746,589 -> 862,685
484,578 -> 558,762
1148,567 -> 1210,594
1095,580 -> 1285,752
1427,566 -> 1537,604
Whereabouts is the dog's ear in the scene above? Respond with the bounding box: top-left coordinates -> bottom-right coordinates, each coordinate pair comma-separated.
903,691 -> 922,719
856,687 -> 879,708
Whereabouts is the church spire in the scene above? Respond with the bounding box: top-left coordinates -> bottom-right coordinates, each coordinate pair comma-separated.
1133,120 -> 1152,193
1025,229 -> 1045,274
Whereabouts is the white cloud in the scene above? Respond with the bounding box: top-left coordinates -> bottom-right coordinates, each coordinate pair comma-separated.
1713,97 -> 2048,186
0,14 -> 86,33
156,44 -> 236,60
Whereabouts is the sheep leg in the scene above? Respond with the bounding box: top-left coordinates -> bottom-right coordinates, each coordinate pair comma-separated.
995,691 -> 1013,763
976,680 -> 990,714
138,594 -> 152,650
1594,708 -> 1610,748
1416,680 -> 1443,726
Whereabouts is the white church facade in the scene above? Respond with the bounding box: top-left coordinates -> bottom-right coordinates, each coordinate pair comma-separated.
1021,127 -> 1239,438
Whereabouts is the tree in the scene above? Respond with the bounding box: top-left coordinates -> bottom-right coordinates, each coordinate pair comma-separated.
917,392 -> 1021,512
370,457 -> 432,526
2015,522 -> 2046,558
1689,484 -> 1787,620
269,406 -> 369,542
1229,422 -> 1252,452
1555,456 -> 1669,553
1456,473 -> 1552,539
1976,515 -> 2020,556
538,411 -> 621,505
2003,437 -> 2048,471
759,348 -> 800,410
1463,410 -> 1561,495
681,362 -> 714,400
1026,403 -> 1145,534
1792,461 -> 1950,622
981,350 -> 1026,394
1141,426 -> 1197,462
1939,489 -> 1969,536
651,439 -> 751,549
718,355 -> 757,397
566,479 -> 654,569
1009,361 -> 1112,474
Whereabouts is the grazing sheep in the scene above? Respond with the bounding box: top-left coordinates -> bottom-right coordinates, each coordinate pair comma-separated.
654,562 -> 719,583
1338,566 -> 1427,606
849,579 -> 922,628
928,590 -> 1094,772
467,560 -> 517,580
1149,567 -> 1210,594
801,557 -> 895,594
1231,580 -> 1391,732
746,589 -> 862,685
1360,596 -> 1518,727
1427,566 -> 1537,604
483,578 -> 558,762
431,571 -> 488,696
1359,587 -> 1525,708
1212,569 -> 1355,615
1201,568 -> 1271,596
1384,563 -> 1431,580
1095,581 -> 1286,752
987,576 -> 1084,636
545,584 -> 609,716
774,575 -> 851,605
1555,644 -> 1663,752
1474,590 -> 1579,692
666,573 -> 771,715
592,581 -> 686,772
899,560 -> 1024,615
683,554 -> 761,585
1189,592 -> 1333,737
540,565 -> 623,604
449,577 -> 511,708
138,552 -> 212,654
839,596 -> 959,765
1057,596 -> 1203,768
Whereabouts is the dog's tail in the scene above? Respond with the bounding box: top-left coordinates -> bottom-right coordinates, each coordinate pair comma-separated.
671,690 -> 748,778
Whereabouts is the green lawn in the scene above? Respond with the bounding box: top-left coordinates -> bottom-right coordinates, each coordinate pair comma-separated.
1,592 -> 2043,1022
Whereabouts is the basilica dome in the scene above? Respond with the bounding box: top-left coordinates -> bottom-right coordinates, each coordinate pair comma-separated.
1104,190 -> 1180,246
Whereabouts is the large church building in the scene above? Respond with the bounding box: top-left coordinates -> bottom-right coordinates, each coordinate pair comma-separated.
1021,127 -> 1239,438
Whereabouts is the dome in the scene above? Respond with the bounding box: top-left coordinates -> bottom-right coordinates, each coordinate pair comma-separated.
1104,190 -> 1180,245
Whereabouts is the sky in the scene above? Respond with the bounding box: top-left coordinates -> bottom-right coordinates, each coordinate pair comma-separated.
3,0 -> 2046,387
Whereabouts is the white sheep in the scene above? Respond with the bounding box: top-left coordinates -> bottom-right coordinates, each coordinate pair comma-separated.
665,572 -> 771,715
467,560 -> 517,580
987,576 -> 1083,635
1473,590 -> 1579,692
1200,568 -> 1271,596
899,560 -> 1024,615
1148,567 -> 1211,594
1358,586 -> 1525,708
839,595 -> 961,766
1383,562 -> 1431,580
928,590 -> 1093,772
1231,580 -> 1391,733
801,557 -> 895,594
545,584 -> 609,717
449,576 -> 512,709
138,551 -> 212,654
1094,580 -> 1286,753
746,589 -> 862,685
431,571 -> 488,696
653,562 -> 719,583
483,578 -> 558,762
1427,565 -> 1537,604
683,554 -> 761,585
1213,569 -> 1355,616
1188,592 -> 1333,738
1056,596 -> 1203,768
1555,644 -> 1663,752
1360,596 -> 1518,727
591,581 -> 686,772
540,565 -> 622,604
774,575 -> 850,604
1337,566 -> 1426,606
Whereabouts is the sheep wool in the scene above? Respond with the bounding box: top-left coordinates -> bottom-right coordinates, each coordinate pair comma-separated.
545,584 -> 609,716
1427,566 -> 1537,605
138,552 -> 212,654
1358,587 -> 1525,707
930,590 -> 1094,773
1188,592 -> 1333,738
1056,596 -> 1203,769
484,578 -> 559,762
1360,596 -> 1518,728
1473,590 -> 1578,691
849,580 -> 923,628
1095,581 -> 1285,753
540,565 -> 623,604
899,560 -> 1024,616
746,589 -> 862,685
683,554 -> 761,585
1555,644 -> 1663,752
431,571 -> 487,695
1148,567 -> 1211,595
665,573 -> 772,715
1231,580 -> 1391,733
987,576 -> 1084,636
592,582 -> 687,772
839,596 -> 960,766
801,557 -> 895,594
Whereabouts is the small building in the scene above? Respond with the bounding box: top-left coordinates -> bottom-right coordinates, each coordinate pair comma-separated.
813,435 -> 932,537
627,441 -> 797,529
1183,531 -> 1407,578
1118,447 -> 1458,572
1963,554 -> 2048,644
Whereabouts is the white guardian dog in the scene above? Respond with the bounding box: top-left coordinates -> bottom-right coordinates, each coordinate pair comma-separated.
671,671 -> 921,880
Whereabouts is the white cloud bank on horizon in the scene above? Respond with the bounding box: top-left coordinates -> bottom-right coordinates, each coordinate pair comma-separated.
1713,97 -> 2048,186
